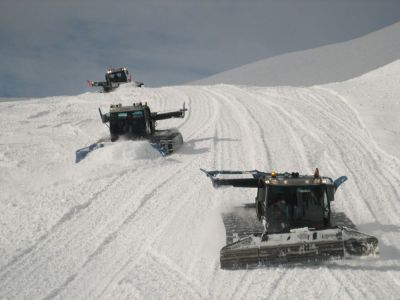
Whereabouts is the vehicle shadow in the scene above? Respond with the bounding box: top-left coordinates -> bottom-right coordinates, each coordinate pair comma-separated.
178,137 -> 239,156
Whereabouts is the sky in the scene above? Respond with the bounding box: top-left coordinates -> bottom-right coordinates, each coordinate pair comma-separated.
1,0 -> 400,98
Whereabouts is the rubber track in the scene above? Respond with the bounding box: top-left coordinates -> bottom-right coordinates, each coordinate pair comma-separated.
221,205 -> 357,245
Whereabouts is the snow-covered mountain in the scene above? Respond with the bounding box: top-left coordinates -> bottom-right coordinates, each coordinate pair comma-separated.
1,59 -> 400,298
328,61 -> 400,159
194,22 -> 400,87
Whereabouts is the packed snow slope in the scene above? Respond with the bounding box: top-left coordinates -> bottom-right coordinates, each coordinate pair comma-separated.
194,22 -> 400,87
328,61 -> 400,159
1,63 -> 400,299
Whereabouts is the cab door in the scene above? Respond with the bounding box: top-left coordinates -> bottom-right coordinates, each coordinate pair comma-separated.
255,185 -> 267,221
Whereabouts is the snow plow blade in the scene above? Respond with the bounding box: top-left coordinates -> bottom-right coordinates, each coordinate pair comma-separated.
149,129 -> 184,156
86,80 -> 109,88
75,143 -> 104,163
220,227 -> 378,269
75,129 -> 183,163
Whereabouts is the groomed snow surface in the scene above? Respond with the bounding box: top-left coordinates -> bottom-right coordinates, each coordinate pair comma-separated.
1,62 -> 400,299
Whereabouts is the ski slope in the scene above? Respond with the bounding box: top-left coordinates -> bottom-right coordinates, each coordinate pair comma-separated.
195,21 -> 400,87
1,63 -> 400,299
328,60 -> 400,159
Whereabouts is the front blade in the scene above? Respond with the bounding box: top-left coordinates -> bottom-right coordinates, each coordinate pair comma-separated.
75,143 -> 104,163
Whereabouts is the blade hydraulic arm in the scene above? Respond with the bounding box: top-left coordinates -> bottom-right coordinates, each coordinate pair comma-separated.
98,108 -> 110,124
334,176 -> 348,190
200,169 -> 266,188
153,102 -> 187,120
89,81 -> 109,87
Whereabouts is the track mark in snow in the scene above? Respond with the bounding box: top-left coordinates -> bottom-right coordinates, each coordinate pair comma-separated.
0,174 -> 120,276
147,250 -> 206,298
80,175 -> 173,269
2,83 -> 400,299
43,273 -> 78,300
45,88 -> 222,299
0,167 -> 148,299
263,268 -> 291,299
228,271 -> 253,299
28,110 -> 50,119
204,86 -> 269,168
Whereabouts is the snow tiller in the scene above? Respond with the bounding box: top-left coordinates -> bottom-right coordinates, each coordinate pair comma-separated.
201,168 -> 379,269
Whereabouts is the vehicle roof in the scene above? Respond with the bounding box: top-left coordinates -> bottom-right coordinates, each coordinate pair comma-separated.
106,67 -> 128,74
109,103 -> 148,113
264,174 -> 333,186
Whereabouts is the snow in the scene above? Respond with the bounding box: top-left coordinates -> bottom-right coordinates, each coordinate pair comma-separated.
1,65 -> 400,298
194,21 -> 400,87
328,60 -> 400,159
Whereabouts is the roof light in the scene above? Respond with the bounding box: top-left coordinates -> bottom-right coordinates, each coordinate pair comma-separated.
271,170 -> 277,178
314,168 -> 320,178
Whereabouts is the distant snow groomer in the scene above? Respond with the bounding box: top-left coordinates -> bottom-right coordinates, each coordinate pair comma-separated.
87,67 -> 143,93
75,102 -> 187,162
201,168 -> 379,269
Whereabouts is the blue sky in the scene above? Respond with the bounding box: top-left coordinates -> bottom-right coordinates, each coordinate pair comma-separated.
1,0 -> 400,97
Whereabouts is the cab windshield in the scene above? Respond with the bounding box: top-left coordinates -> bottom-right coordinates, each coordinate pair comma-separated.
109,110 -> 146,135
267,185 -> 325,232
108,71 -> 128,82
116,111 -> 143,118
